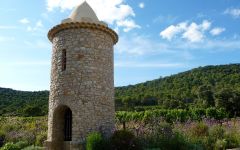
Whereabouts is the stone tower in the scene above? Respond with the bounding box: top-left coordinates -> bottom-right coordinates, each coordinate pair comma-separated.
45,2 -> 118,150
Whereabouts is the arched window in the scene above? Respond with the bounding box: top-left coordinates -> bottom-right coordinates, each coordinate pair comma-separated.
62,49 -> 66,71
64,108 -> 72,141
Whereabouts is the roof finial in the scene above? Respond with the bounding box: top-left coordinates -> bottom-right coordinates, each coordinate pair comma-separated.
61,0 -> 108,26
62,1 -> 99,23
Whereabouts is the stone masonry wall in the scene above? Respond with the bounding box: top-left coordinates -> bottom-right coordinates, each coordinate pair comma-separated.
47,27 -> 115,149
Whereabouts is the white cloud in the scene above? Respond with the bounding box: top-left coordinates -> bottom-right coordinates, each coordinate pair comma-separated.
36,20 -> 43,28
116,34 -> 173,55
224,8 -> 240,18
19,19 -> 44,33
46,0 -> 62,11
173,38 -> 240,51
19,18 -> 30,24
139,2 -> 145,9
182,22 -> 204,42
27,20 -> 44,32
117,19 -> 141,32
201,20 -> 211,31
160,25 -> 179,40
160,22 -> 187,40
114,33 -> 240,74
46,0 -> 134,23
160,20 -> 214,42
114,34 -> 192,70
117,33 -> 240,57
210,27 -> 225,36
46,0 -> 139,31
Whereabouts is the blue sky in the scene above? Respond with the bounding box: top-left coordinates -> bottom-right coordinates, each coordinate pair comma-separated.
0,0 -> 240,91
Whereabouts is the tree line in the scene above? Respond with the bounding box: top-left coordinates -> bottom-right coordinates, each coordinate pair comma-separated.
115,64 -> 240,117
0,64 -> 240,117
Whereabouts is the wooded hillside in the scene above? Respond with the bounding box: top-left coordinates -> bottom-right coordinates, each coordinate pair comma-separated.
1,64 -> 240,116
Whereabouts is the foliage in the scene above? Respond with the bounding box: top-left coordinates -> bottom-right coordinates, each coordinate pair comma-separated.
117,117 -> 240,149
142,122 -> 192,150
0,64 -> 240,149
1,64 -> 240,117
22,105 -> 44,117
35,132 -> 47,146
0,116 -> 240,149
0,141 -> 28,150
209,125 -> 225,141
190,122 -> 209,137
0,131 -> 5,147
116,108 -> 228,124
86,132 -> 104,150
224,128 -> 240,148
0,117 -> 47,147
0,88 -> 48,116
214,88 -> 240,117
214,139 -> 227,150
110,130 -> 142,150
115,64 -> 240,117
0,142 -> 18,150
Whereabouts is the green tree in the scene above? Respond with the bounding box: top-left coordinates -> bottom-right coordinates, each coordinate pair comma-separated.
22,105 -> 43,117
215,88 -> 240,117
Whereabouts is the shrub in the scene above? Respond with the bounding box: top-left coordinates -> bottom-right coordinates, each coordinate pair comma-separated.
206,107 -> 218,119
168,132 -> 194,150
86,132 -> 104,150
35,132 -> 47,146
209,125 -> 225,141
110,130 -> 142,150
144,121 -> 173,147
156,122 -> 173,139
14,141 -> 28,149
22,105 -> 43,117
0,142 -> 19,150
143,122 -> 193,150
190,122 -> 208,137
190,108 -> 206,121
0,142 -> 18,150
0,141 -> 28,150
224,130 -> 240,149
214,139 -> 227,150
205,107 -> 228,120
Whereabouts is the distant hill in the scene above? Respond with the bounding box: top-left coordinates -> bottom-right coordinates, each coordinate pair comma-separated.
115,64 -> 240,116
1,64 -> 240,116
0,88 -> 48,116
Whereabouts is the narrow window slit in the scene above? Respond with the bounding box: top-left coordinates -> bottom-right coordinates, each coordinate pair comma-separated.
62,49 -> 66,71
